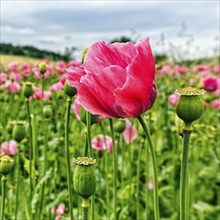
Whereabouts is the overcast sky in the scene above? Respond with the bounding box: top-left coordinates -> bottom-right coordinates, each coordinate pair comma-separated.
1,0 -> 219,60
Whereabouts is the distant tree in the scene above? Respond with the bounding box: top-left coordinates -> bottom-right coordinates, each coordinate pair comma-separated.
109,36 -> 135,44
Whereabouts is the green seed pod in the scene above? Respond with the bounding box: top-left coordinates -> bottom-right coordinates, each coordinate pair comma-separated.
64,81 -> 77,97
80,107 -> 99,126
114,119 -> 126,134
23,82 -> 34,98
0,155 -> 14,175
175,115 -> 184,137
12,121 -> 26,142
175,87 -> 205,124
73,157 -> 96,199
39,62 -> 47,74
6,124 -> 13,134
43,104 -> 53,119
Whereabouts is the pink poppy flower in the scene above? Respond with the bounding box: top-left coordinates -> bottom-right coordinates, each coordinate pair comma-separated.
213,65 -> 220,74
66,37 -> 156,118
33,87 -> 52,101
158,64 -> 173,75
8,61 -> 18,72
9,72 -> 23,81
173,65 -> 188,75
50,82 -> 64,92
72,97 -> 103,123
92,134 -> 113,152
56,61 -> 66,74
123,119 -> 138,144
56,203 -> 65,215
7,81 -> 21,93
168,93 -> 180,107
68,60 -> 81,67
210,100 -> 220,109
21,63 -> 32,76
0,73 -> 7,83
202,77 -> 219,92
59,74 -> 66,85
1,140 -> 17,155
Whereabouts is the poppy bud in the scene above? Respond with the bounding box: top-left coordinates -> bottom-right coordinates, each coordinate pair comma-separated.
79,107 -> 99,126
73,157 -> 96,199
12,121 -> 26,142
0,155 -> 14,175
175,87 -> 205,125
23,82 -> 34,98
81,48 -> 88,63
39,63 -> 47,74
43,104 -> 53,119
114,119 -> 126,134
64,81 -> 77,97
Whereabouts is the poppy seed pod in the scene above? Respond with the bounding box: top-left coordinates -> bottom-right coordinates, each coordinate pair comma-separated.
12,121 -> 26,142
175,87 -> 205,125
23,82 -> 34,98
43,104 -> 53,119
73,157 -> 96,199
39,63 -> 47,74
64,81 -> 77,97
114,119 -> 126,134
79,107 -> 99,126
0,155 -> 14,175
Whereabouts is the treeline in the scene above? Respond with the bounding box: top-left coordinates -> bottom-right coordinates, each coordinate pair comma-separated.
0,43 -> 74,61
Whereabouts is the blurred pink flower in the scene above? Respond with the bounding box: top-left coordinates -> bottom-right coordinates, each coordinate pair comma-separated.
213,64 -> 220,74
50,82 -> 64,92
9,72 -> 23,81
0,73 -> 7,83
123,119 -> 137,144
210,100 -> 220,109
202,77 -> 219,92
173,65 -> 188,75
33,87 -> 52,101
56,61 -> 66,73
8,61 -> 18,72
56,203 -> 65,215
68,60 -> 81,67
148,179 -> 153,191
168,93 -> 180,107
92,134 -> 113,152
1,140 -> 17,155
158,64 -> 173,75
7,81 -> 21,93
21,63 -> 32,76
51,203 -> 65,220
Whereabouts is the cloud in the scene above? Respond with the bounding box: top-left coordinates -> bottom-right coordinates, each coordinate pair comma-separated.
1,25 -> 35,35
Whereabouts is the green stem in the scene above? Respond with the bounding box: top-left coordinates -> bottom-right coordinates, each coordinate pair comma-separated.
137,115 -> 160,220
145,139 -> 149,220
180,131 -> 191,220
65,97 -> 74,220
31,113 -> 37,187
136,140 -> 143,220
1,176 -> 7,220
86,111 -> 94,220
26,99 -> 33,211
99,123 -> 110,219
109,119 -> 117,220
15,147 -> 20,220
38,121 -> 48,219
82,198 -> 90,220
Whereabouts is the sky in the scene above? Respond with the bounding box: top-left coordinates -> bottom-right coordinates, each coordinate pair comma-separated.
1,0 -> 219,60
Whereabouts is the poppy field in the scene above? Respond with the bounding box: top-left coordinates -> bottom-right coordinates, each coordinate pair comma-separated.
0,38 -> 219,220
